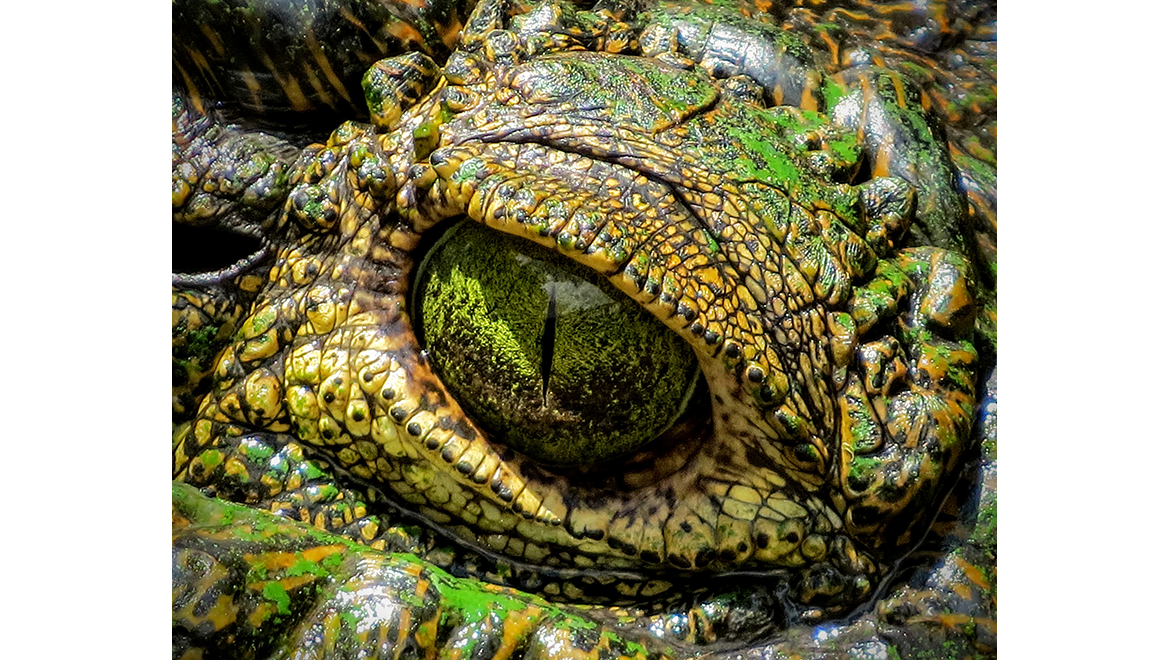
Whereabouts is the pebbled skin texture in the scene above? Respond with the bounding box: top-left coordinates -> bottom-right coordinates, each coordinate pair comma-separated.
172,0 -> 996,657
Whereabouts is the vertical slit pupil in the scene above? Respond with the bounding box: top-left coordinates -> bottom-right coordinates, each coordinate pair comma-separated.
541,285 -> 557,403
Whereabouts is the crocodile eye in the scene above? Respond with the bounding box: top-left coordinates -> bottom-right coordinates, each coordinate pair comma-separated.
414,220 -> 699,466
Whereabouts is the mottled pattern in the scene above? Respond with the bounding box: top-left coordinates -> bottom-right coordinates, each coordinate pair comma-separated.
173,0 -> 996,658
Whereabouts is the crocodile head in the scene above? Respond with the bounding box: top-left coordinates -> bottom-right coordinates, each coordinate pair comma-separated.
172,1 -> 995,657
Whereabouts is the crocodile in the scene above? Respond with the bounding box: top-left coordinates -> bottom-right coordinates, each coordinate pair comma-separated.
172,0 -> 996,657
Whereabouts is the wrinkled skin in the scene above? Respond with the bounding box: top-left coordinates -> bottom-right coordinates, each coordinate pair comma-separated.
172,0 -> 996,658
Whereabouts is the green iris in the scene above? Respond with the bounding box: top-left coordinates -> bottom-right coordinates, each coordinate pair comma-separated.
415,220 -> 699,466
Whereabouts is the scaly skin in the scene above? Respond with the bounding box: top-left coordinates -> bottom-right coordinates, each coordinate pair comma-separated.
173,0 -> 996,657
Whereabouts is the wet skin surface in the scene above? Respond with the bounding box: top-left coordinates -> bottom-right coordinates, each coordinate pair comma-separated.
172,1 -> 996,657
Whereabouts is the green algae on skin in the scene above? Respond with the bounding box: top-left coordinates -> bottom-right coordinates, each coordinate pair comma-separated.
174,483 -> 678,659
183,324 -> 221,359
262,581 -> 293,615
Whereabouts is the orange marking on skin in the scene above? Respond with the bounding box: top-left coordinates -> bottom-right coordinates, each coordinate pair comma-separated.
174,550 -> 239,630
394,609 -> 412,659
244,551 -> 297,570
494,610 -> 542,660
870,2 -> 918,15
817,32 -> 840,67
338,5 -> 387,53
247,601 -> 278,628
872,132 -> 893,178
301,544 -> 346,563
801,83 -> 818,111
375,617 -> 391,656
183,45 -> 213,79
254,46 -> 311,112
173,510 -> 193,531
300,64 -> 335,112
414,577 -> 430,599
854,76 -> 893,178
199,594 -> 241,630
936,613 -> 972,628
920,89 -> 934,113
239,69 -> 265,114
890,74 -> 909,109
387,23 -> 426,50
400,559 -> 425,579
198,23 -> 227,56
936,613 -> 996,636
414,607 -> 442,650
200,526 -> 256,543
951,582 -> 972,601
245,573 -> 318,598
831,8 -> 873,22
305,30 -> 353,105
954,557 -> 991,589
437,17 -> 465,50
173,62 -> 205,115
895,526 -> 917,546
